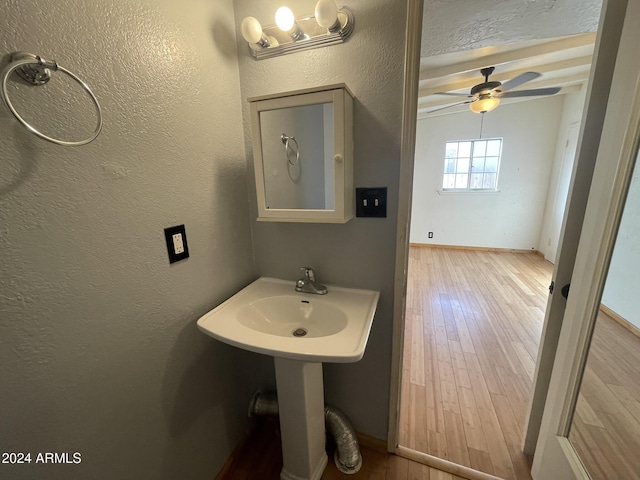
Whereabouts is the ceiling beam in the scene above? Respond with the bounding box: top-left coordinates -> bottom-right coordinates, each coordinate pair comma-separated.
419,67 -> 590,98
419,32 -> 596,82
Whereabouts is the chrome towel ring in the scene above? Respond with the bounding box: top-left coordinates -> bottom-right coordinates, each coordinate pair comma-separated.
281,133 -> 300,166
1,52 -> 103,146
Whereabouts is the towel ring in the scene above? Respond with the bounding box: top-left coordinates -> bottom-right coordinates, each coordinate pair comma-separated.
281,133 -> 299,166
1,52 -> 103,147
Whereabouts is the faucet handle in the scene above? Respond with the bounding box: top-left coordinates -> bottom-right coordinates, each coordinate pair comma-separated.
300,267 -> 316,281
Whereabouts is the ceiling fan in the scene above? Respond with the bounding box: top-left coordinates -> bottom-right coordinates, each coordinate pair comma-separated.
429,66 -> 561,114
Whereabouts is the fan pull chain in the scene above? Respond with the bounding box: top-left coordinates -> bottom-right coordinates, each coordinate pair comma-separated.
479,112 -> 485,139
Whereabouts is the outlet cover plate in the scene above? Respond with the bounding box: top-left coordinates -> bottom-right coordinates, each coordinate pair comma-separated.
356,187 -> 387,218
164,224 -> 189,264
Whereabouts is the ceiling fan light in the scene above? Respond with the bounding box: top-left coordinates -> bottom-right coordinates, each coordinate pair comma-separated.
470,96 -> 500,113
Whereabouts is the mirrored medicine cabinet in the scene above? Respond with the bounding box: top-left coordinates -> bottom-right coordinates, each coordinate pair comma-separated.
248,84 -> 354,223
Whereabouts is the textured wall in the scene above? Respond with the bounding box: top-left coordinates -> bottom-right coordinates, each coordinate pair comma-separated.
410,96 -> 563,249
0,1 -> 267,479
234,0 -> 407,440
421,0 -> 602,56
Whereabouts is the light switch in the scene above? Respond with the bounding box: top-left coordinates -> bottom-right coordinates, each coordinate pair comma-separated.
356,187 -> 387,218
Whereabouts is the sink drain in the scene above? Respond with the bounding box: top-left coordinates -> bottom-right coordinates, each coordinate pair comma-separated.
292,328 -> 308,337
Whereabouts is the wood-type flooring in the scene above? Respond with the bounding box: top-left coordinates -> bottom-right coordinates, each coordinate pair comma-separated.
569,309 -> 640,479
217,418 -> 468,480
399,247 -> 553,479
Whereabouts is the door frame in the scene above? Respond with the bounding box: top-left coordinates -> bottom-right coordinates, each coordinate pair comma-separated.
388,0 -> 423,452
388,0 -> 631,465
531,0 -> 640,475
522,0 -> 629,454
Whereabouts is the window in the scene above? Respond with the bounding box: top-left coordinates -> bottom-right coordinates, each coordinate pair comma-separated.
442,138 -> 502,191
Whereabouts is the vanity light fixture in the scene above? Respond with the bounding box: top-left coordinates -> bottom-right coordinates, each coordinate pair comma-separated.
240,1 -> 354,60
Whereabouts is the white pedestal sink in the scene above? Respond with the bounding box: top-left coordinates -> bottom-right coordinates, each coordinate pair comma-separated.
197,277 -> 379,480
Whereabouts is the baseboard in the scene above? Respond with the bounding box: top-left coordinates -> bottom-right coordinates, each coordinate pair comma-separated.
396,445 -> 503,480
356,432 -> 388,454
600,304 -> 640,339
410,243 -> 541,255
215,425 -> 256,480
216,424 -> 388,478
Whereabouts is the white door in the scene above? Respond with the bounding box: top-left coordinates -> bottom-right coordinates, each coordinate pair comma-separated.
531,0 -> 640,477
547,123 -> 580,264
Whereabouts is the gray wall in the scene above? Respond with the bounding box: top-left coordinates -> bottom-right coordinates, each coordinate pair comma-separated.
235,0 -> 408,440
0,1 -> 272,479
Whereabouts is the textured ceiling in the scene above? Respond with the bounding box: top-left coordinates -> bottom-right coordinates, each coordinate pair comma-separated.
418,0 -> 602,116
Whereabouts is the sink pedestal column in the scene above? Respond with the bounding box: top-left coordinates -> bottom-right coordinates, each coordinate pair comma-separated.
274,357 -> 328,480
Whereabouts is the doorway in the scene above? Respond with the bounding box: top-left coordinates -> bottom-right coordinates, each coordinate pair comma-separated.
397,40 -> 593,480
399,247 -> 552,478
389,0 -> 618,478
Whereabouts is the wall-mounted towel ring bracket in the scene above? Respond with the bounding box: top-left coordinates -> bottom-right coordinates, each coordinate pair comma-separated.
281,133 -> 300,166
1,52 -> 103,146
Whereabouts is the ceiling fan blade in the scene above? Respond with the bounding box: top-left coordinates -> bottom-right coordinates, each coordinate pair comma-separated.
499,87 -> 561,98
427,100 -> 474,113
500,72 -> 541,91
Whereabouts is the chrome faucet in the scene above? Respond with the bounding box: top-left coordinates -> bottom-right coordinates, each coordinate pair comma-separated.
295,267 -> 328,295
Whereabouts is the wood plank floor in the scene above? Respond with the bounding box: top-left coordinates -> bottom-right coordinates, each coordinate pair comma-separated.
399,247 -> 553,480
216,418 -> 468,480
569,310 -> 640,479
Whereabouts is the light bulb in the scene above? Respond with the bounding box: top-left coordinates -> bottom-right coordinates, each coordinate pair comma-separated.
469,96 -> 500,113
315,0 -> 339,29
275,7 -> 295,32
267,36 -> 279,47
241,17 -> 264,44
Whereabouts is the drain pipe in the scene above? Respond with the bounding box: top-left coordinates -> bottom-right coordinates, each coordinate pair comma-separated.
248,391 -> 363,474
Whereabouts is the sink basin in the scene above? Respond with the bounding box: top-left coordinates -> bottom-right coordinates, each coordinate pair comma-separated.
197,277 -> 379,363
237,296 -> 349,338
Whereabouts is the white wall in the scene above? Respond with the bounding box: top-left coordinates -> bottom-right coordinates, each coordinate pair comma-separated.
538,87 -> 588,261
601,157 -> 640,329
410,96 -> 564,249
0,2 -> 266,479
234,0 -> 407,440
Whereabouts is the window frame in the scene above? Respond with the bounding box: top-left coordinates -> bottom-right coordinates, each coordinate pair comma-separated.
441,137 -> 503,192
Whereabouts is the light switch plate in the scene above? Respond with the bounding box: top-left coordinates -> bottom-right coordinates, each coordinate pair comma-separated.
164,224 -> 189,264
356,187 -> 387,218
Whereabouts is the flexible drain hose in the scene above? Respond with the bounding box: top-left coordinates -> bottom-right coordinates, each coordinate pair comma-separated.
248,391 -> 363,474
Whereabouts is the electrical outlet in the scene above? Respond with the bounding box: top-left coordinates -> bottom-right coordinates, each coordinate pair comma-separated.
428,232 -> 433,239
164,225 -> 189,264
355,187 -> 387,218
172,233 -> 184,254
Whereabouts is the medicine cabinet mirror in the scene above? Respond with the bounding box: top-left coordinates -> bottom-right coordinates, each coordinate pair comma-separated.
248,84 -> 354,223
